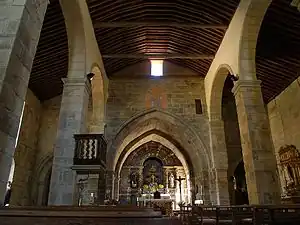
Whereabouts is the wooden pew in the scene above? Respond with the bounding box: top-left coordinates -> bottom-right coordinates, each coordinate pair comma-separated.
180,205 -> 300,225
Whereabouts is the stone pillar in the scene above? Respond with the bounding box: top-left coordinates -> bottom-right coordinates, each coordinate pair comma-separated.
137,166 -> 143,189
208,119 -> 230,205
0,0 -> 48,205
232,80 -> 280,204
98,171 -> 106,204
105,170 -> 114,199
163,167 -> 169,189
48,77 -> 90,205
114,175 -> 120,200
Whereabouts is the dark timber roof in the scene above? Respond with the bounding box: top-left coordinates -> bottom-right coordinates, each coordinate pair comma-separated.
87,0 -> 240,76
256,0 -> 300,103
29,0 -> 68,101
28,0 -> 300,104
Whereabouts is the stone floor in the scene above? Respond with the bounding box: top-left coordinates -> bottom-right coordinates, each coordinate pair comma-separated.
0,206 -> 182,225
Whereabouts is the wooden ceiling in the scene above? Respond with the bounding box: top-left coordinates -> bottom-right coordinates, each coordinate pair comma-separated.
87,0 -> 240,76
28,0 -> 300,104
256,0 -> 300,103
28,0 -> 68,101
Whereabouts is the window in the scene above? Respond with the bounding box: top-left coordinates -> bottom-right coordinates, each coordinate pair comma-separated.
15,101 -> 25,148
150,59 -> 163,76
195,99 -> 203,114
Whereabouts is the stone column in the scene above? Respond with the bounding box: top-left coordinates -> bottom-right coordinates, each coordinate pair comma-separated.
114,175 -> 120,200
163,167 -> 169,189
48,77 -> 90,205
105,170 -> 114,199
208,119 -> 230,205
232,80 -> 280,204
0,0 -> 48,205
138,166 -> 143,189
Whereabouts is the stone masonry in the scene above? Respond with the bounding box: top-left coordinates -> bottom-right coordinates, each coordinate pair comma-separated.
267,76 -> 300,195
10,89 -> 41,206
0,0 -> 48,205
48,77 -> 90,205
105,62 -> 214,203
233,80 -> 281,204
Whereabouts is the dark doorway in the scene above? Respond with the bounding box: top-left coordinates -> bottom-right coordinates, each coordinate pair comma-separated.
233,161 -> 249,205
42,168 -> 52,206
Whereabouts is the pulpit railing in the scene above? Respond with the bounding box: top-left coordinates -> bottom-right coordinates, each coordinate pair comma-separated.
73,134 -> 107,166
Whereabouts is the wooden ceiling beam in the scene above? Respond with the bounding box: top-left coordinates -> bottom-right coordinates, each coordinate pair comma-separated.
102,54 -> 214,60
94,21 -> 227,29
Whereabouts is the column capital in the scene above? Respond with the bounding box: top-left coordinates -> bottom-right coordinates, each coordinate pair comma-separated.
62,77 -> 92,95
232,80 -> 262,96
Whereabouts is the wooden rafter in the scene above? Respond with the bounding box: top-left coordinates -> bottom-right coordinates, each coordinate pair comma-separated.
102,54 -> 214,60
94,21 -> 227,29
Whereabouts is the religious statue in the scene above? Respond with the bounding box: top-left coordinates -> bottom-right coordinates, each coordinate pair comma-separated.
130,172 -> 138,188
146,165 -> 159,185
150,173 -> 158,184
169,173 -> 175,188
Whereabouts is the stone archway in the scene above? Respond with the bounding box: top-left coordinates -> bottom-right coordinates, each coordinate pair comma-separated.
209,64 -> 234,121
108,109 -> 210,171
117,141 -> 191,207
89,65 -> 107,134
107,109 -> 212,203
115,135 -> 193,204
205,0 -> 272,119
238,0 -> 272,80
32,155 -> 53,206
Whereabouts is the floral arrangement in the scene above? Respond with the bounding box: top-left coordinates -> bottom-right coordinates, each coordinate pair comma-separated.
143,184 -> 164,193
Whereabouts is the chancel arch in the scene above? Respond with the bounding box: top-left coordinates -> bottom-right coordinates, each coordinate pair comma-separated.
117,141 -> 191,208
108,109 -> 210,172
108,109 -> 212,203
115,135 -> 192,203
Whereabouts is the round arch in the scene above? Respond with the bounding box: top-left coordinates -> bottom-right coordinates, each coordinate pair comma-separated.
208,64 -> 234,120
238,0 -> 272,80
89,64 -> 106,133
59,0 -> 108,81
205,0 -> 272,120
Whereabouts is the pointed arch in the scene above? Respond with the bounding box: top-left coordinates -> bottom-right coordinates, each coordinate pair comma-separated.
108,109 -> 211,173
31,154 -> 53,206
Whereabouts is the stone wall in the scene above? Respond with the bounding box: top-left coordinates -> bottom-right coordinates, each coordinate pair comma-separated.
35,96 -> 61,166
267,76 -> 300,193
11,92 -> 62,206
105,61 -> 208,143
11,90 -> 41,205
32,95 -> 61,205
105,61 -> 211,199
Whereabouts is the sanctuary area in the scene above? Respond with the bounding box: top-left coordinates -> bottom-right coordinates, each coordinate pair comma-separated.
0,0 -> 300,224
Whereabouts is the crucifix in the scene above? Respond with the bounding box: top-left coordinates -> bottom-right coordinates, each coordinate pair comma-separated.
175,176 -> 185,203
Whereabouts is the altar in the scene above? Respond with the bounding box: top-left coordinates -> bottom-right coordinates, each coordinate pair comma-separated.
118,142 -> 191,213
137,194 -> 174,216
